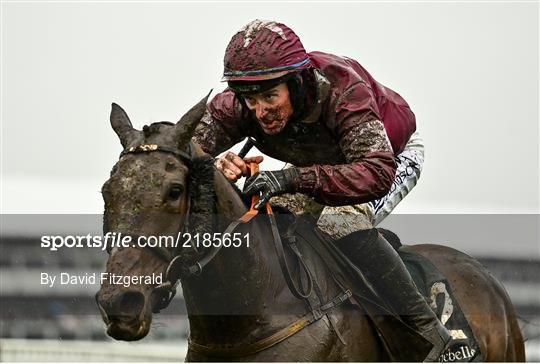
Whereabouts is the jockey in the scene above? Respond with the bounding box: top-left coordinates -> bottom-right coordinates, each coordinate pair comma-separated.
192,19 -> 451,361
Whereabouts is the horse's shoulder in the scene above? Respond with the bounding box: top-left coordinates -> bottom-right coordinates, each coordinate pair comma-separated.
403,243 -> 504,295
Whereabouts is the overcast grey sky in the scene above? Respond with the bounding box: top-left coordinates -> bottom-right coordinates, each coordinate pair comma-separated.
1,1 -> 538,216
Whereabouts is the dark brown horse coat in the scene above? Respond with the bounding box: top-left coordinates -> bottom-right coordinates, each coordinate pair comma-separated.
96,96 -> 525,362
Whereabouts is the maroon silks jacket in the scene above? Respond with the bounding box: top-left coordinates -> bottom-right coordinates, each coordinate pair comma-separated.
309,52 -> 417,156
193,52 -> 416,206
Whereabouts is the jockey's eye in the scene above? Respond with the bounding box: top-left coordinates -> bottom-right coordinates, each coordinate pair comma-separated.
168,184 -> 184,200
263,93 -> 276,101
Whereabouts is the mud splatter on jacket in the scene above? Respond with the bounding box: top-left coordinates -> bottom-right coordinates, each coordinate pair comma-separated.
193,52 -> 416,206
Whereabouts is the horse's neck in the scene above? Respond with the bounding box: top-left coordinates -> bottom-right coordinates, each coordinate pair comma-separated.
181,170 -> 292,345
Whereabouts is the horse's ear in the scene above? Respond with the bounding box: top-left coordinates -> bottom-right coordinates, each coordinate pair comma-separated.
174,90 -> 212,147
110,103 -> 139,148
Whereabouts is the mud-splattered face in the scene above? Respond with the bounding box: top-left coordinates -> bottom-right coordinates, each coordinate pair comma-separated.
95,93 -> 210,342
242,83 -> 293,135
96,151 -> 190,341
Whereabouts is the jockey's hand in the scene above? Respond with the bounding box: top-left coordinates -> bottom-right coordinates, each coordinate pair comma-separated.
215,152 -> 263,182
243,169 -> 299,209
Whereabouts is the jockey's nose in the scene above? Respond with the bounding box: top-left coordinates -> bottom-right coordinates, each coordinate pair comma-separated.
255,102 -> 269,121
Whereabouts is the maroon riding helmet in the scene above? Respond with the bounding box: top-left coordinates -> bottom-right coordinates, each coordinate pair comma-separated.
223,20 -> 315,121
222,20 -> 311,87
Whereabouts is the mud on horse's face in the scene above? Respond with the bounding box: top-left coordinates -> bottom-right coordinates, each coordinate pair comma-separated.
95,94 -> 209,341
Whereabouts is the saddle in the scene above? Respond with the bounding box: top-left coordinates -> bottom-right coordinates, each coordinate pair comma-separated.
272,206 -> 481,362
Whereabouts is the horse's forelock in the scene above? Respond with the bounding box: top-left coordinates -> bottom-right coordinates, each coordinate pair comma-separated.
142,122 -> 175,138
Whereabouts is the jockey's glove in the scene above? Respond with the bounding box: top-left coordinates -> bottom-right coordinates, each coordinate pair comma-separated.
243,168 -> 299,210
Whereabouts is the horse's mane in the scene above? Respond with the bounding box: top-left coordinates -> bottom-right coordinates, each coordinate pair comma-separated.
187,155 -> 216,236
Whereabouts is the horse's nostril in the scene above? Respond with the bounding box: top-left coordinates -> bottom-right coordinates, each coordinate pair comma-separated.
117,290 -> 146,318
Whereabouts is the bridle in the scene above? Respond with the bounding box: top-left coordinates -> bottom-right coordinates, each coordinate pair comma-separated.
114,141 -> 316,312
114,142 -> 219,312
107,141 -> 352,358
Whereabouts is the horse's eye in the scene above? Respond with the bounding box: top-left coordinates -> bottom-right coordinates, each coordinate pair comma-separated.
168,185 -> 184,200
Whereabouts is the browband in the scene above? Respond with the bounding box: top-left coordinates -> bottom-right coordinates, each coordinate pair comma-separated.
121,143 -> 193,164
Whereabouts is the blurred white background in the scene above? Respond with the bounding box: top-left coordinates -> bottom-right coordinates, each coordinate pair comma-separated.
2,2 -> 538,215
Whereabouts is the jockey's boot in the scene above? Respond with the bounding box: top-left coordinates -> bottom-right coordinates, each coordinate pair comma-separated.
334,228 -> 452,362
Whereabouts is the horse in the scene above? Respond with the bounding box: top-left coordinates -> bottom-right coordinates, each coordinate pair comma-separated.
95,95 -> 525,361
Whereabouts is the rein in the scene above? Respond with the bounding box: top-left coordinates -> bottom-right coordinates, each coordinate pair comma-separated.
115,142 -> 352,358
